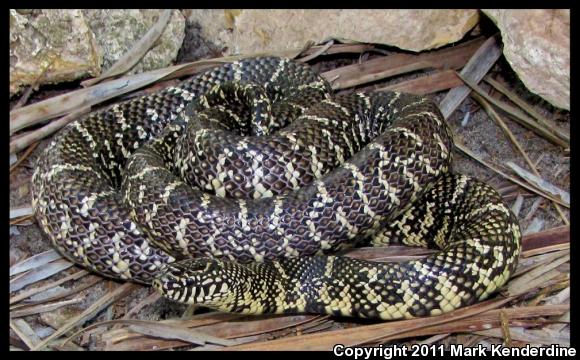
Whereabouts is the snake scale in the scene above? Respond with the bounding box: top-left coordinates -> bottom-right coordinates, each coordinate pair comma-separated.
31,57 -> 521,320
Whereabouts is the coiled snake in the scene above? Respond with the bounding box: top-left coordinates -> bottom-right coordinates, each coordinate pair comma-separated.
31,57 -> 521,320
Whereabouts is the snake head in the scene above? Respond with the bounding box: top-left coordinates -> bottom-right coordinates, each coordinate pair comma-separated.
152,258 -> 234,307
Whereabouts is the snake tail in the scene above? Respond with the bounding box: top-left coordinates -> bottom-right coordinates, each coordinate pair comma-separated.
153,173 -> 521,320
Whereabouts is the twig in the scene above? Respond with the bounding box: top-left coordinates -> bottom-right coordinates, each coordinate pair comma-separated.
471,92 -> 568,224
506,162 -> 569,207
375,69 -> 463,95
10,319 -> 42,350
10,62 -> 190,134
508,251 -> 569,296
10,259 -> 74,293
13,85 -> 37,111
127,321 -> 239,346
9,207 -> 34,219
10,106 -> 91,154
499,311 -> 512,346
31,282 -> 139,350
293,40 -> 316,59
455,143 -> 569,208
10,214 -> 35,226
332,61 -> 432,90
10,297 -> 84,318
303,43 -> 374,56
297,40 -> 335,63
10,249 -> 62,277
101,314 -> 321,351
9,141 -> 40,173
483,76 -> 569,144
545,287 -> 571,306
439,34 -> 503,119
524,197 -> 544,221
17,276 -> 103,306
122,291 -> 161,320
65,312 -> 243,348
475,327 -> 569,346
224,297 -> 513,350
511,194 -> 524,217
521,226 -> 569,257
455,72 -> 568,148
322,37 -> 486,90
528,281 -> 569,307
513,249 -> 568,278
10,269 -> 89,305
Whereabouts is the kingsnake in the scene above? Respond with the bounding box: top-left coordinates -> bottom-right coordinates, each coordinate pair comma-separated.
31,57 -> 521,320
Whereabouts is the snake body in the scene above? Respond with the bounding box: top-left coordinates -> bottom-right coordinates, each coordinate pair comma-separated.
31,57 -> 521,320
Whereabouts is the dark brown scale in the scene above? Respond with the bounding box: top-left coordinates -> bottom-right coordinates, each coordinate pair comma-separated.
155,174 -> 520,319
33,57 -> 324,283
172,80 -> 331,199
121,91 -> 455,264
32,55 -> 521,319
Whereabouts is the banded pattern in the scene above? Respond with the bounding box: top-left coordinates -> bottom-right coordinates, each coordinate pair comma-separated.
154,174 -> 521,319
31,57 -> 521,320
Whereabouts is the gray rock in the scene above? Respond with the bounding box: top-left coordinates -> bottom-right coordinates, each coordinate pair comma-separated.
483,9 -> 570,110
9,9 -> 186,97
9,9 -> 101,96
83,9 -> 185,75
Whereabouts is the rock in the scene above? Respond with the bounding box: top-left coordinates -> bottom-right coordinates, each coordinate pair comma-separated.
9,9 -> 101,96
483,9 -> 570,110
82,9 -> 185,75
9,9 -> 185,97
184,9 -> 479,54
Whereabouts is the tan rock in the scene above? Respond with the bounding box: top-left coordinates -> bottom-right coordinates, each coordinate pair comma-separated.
483,9 -> 570,110
9,9 -> 101,96
185,9 -> 479,54
9,9 -> 185,97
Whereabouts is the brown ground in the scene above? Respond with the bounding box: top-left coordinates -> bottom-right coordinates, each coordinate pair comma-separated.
9,22 -> 569,350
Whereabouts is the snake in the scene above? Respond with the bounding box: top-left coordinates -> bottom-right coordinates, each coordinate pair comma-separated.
31,57 -> 521,320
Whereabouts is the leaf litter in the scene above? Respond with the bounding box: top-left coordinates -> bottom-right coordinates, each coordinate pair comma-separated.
9,21 -> 569,350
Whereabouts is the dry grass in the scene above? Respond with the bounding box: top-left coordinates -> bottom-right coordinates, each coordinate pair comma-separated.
9,32 -> 570,351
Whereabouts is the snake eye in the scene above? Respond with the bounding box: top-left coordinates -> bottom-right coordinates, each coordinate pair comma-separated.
188,260 -> 213,273
172,258 -> 211,273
